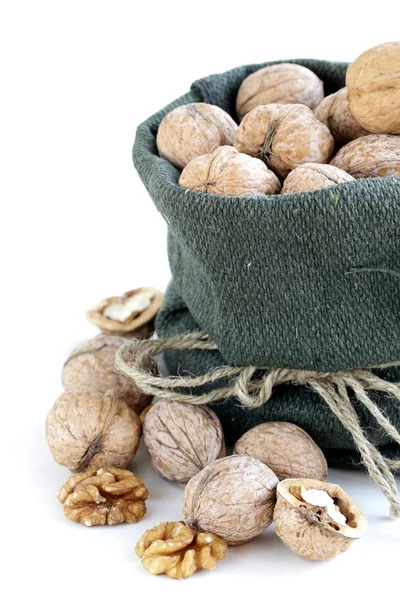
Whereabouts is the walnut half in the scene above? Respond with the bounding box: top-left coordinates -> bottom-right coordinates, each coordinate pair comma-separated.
135,521 -> 227,579
58,467 -> 149,526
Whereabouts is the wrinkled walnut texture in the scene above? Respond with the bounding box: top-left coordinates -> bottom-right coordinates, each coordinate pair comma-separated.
234,421 -> 328,480
136,521 -> 227,579
281,163 -> 354,194
236,63 -> 324,120
156,103 -> 238,169
143,401 -> 225,485
182,455 -> 279,545
58,467 -> 148,526
62,335 -> 151,413
179,146 -> 281,196
330,134 -> 400,178
314,87 -> 370,146
46,388 -> 142,472
234,104 -> 334,178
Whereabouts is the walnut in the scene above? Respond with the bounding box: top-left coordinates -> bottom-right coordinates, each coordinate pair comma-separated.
179,145 -> 281,196
135,521 -> 227,579
233,422 -> 328,480
182,455 -> 279,545
87,287 -> 163,337
236,63 -> 324,120
46,389 -> 142,472
330,134 -> 400,178
62,335 -> 151,414
346,42 -> 400,134
234,104 -> 334,178
58,467 -> 148,526
139,403 -> 152,424
314,87 -> 370,146
143,401 -> 225,485
156,103 -> 238,169
281,163 -> 354,194
273,478 -> 368,561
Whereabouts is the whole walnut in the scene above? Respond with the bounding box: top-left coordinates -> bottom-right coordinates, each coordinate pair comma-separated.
234,104 -> 334,178
62,335 -> 151,414
182,455 -> 279,545
143,401 -> 225,485
46,389 -> 141,472
314,87 -> 370,146
156,103 -> 238,169
236,63 -> 324,120
233,422 -> 327,480
346,42 -> 400,134
179,146 -> 281,196
330,134 -> 400,178
281,163 -> 354,194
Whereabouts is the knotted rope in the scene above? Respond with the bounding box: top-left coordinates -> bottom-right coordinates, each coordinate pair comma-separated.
115,331 -> 400,517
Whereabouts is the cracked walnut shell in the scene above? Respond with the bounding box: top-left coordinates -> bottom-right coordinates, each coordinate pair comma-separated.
234,422 -> 328,480
87,287 -> 163,337
281,163 -> 354,194
182,455 -> 279,545
179,146 -> 281,196
273,478 -> 367,561
62,335 -> 151,413
156,103 -> 238,169
136,521 -> 227,579
236,63 -> 324,120
330,134 -> 400,178
234,104 -> 334,178
46,389 -> 141,472
58,467 -> 148,526
143,401 -> 225,485
314,87 -> 370,146
346,41 -> 400,134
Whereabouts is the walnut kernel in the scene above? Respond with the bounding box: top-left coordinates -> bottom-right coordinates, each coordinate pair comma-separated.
330,134 -> 400,178
281,163 -> 354,194
136,521 -> 227,579
314,87 -> 370,146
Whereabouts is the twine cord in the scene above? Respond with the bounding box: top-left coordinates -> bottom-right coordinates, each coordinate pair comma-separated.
115,331 -> 400,517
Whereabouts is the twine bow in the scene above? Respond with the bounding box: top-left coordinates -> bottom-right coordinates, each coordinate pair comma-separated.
115,331 -> 400,517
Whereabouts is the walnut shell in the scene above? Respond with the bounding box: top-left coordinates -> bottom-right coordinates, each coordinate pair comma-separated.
281,163 -> 354,194
233,422 -> 328,480
182,455 -> 279,545
236,63 -> 324,120
314,87 -> 370,146
46,389 -> 142,472
87,287 -> 163,336
179,146 -> 281,196
273,479 -> 368,561
330,134 -> 400,178
234,104 -> 334,178
346,42 -> 400,134
62,335 -> 151,414
143,401 -> 225,485
156,103 -> 238,169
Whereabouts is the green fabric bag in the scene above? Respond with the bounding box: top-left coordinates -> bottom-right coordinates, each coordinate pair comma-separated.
132,59 -> 400,469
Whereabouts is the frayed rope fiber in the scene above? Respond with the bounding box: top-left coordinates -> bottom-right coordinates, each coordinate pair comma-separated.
115,332 -> 400,518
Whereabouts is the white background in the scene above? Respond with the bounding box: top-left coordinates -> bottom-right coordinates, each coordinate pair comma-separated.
2,1 -> 400,598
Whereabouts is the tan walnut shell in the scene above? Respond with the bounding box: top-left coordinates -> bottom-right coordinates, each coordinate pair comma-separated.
143,401 -> 225,485
46,389 -> 142,472
182,455 -> 279,545
233,422 -> 328,480
314,87 -> 370,146
234,104 -> 334,178
156,103 -> 238,169
330,134 -> 400,178
281,163 -> 354,194
346,41 -> 400,134
58,467 -> 148,526
86,287 -> 163,337
236,63 -> 324,120
179,146 -> 281,196
273,478 -> 367,561
62,335 -> 151,414
136,521 -> 227,579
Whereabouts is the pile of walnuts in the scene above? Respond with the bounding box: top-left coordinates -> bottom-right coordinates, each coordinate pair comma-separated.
157,42 -> 400,196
